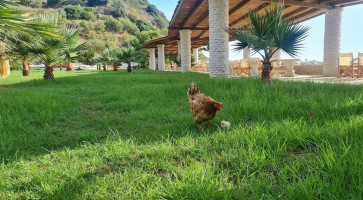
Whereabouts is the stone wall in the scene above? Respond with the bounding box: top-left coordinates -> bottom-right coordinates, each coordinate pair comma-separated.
294,65 -> 323,75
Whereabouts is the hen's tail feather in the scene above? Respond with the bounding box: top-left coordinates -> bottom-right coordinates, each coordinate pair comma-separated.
187,82 -> 200,98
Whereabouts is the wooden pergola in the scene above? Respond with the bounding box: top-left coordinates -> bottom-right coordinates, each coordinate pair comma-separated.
143,0 -> 361,54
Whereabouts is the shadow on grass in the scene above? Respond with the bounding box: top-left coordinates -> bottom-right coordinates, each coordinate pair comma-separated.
1,69 -> 363,164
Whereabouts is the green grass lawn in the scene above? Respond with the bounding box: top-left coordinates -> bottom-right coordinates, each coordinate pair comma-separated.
1,70 -> 362,199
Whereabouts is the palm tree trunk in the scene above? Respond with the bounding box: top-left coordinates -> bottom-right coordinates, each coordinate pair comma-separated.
261,62 -> 272,83
66,63 -> 74,71
44,64 -> 54,79
22,62 -> 30,76
127,62 -> 132,73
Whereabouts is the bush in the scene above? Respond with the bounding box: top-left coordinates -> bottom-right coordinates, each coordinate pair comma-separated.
64,6 -> 82,19
104,17 -> 123,33
145,4 -> 159,16
128,13 -> 138,23
87,0 -> 108,7
154,16 -> 168,29
119,18 -> 140,35
94,20 -> 105,31
19,0 -> 43,8
111,0 -> 126,18
136,19 -> 155,32
137,30 -> 162,44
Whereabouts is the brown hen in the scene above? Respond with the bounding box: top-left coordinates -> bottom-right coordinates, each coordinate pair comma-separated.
187,82 -> 222,128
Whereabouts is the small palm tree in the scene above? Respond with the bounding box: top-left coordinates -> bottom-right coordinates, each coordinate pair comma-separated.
97,48 -> 114,70
5,33 -> 34,76
30,15 -> 84,79
63,29 -> 87,71
120,47 -> 143,73
228,2 -> 309,82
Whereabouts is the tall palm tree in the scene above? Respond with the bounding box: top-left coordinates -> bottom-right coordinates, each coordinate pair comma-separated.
228,2 -> 309,83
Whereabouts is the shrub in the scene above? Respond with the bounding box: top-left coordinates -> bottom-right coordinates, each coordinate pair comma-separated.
64,6 -> 82,19
87,0 -> 108,7
104,17 -> 123,33
128,13 -> 138,23
136,19 -> 155,32
119,18 -> 140,35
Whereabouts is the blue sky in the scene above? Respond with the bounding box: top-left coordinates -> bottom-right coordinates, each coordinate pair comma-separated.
149,0 -> 363,61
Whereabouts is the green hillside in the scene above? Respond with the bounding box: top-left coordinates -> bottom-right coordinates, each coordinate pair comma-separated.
16,0 -> 168,64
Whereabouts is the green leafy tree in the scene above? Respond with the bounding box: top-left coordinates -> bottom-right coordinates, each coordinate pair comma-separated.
228,3 -> 309,83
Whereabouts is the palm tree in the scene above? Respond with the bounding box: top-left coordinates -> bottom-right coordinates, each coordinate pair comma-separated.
0,1 -> 58,40
0,1 -> 58,77
228,2 -> 309,83
97,48 -> 113,70
5,33 -> 33,76
30,15 -> 84,79
120,47 -> 143,73
63,29 -> 86,71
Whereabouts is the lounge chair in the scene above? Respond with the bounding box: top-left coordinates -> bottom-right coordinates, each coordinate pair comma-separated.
337,53 -> 354,78
357,53 -> 363,78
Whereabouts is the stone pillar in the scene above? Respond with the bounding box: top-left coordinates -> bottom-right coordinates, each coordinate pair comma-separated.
209,0 -> 229,77
243,48 -> 250,59
157,44 -> 165,71
177,40 -> 181,60
323,8 -> 343,77
180,29 -> 192,72
193,48 -> 199,64
148,48 -> 156,70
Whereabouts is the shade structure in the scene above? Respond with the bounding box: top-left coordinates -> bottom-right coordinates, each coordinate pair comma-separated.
142,0 -> 362,54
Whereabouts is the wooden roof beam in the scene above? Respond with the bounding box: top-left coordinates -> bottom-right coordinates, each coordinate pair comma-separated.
192,10 -> 209,27
230,3 -> 269,27
259,0 -> 333,9
181,0 -> 207,27
169,27 -> 209,30
229,0 -> 250,15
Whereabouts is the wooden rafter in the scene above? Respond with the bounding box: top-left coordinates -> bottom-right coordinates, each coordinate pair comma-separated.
192,10 -> 209,27
229,0 -> 250,15
181,0 -> 207,27
230,3 -> 269,27
259,0 -> 333,9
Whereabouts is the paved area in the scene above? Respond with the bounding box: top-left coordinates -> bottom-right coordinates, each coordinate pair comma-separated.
274,75 -> 363,85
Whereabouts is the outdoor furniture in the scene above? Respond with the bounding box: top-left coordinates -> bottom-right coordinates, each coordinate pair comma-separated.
357,53 -> 363,78
337,53 -> 354,78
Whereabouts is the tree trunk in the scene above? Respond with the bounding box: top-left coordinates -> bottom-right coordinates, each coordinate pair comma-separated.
44,65 -> 54,79
66,63 -> 74,71
127,63 -> 132,73
103,65 -> 107,70
28,62 -> 31,70
261,62 -> 272,83
113,65 -> 118,71
22,62 -> 30,76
